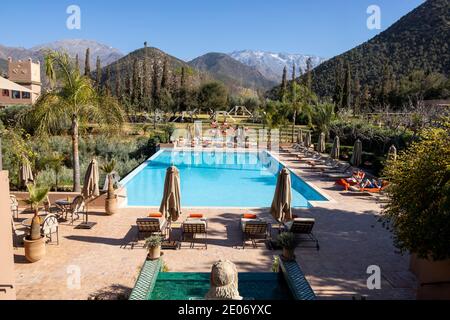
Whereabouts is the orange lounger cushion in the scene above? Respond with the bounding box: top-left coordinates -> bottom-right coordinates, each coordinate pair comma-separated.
148,213 -> 163,218
336,178 -> 351,191
243,213 -> 257,219
189,213 -> 204,218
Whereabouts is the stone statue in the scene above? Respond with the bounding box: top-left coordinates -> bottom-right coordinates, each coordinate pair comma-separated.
205,260 -> 242,300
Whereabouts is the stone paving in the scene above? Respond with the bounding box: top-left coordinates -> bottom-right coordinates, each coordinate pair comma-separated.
12,150 -> 417,300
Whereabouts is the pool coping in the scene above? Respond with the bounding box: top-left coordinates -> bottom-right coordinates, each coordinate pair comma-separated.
129,256 -> 316,300
120,148 -> 333,209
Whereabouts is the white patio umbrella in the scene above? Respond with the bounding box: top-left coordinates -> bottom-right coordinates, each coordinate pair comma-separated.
350,139 -> 363,167
270,168 -> 293,222
317,132 -> 326,153
19,157 -> 34,188
387,145 -> 397,162
330,136 -> 340,160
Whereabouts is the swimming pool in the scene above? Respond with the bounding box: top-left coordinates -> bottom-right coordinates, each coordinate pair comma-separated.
121,149 -> 327,208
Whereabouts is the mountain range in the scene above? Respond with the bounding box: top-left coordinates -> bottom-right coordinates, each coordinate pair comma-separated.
0,39 -> 125,85
104,46 -> 209,93
0,38 -> 324,94
229,50 -> 325,82
188,52 -> 277,95
303,0 -> 450,98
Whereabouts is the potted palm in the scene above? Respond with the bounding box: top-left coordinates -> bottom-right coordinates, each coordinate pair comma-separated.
101,159 -> 118,215
277,232 -> 297,261
144,235 -> 162,260
24,184 -> 49,262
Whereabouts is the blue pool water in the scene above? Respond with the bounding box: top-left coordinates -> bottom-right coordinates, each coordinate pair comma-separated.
121,149 -> 327,207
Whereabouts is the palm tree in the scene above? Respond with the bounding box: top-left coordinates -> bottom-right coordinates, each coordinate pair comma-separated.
311,103 -> 335,138
29,51 -> 124,192
27,184 -> 49,240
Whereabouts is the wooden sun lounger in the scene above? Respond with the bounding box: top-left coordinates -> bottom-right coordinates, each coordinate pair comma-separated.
241,219 -> 269,249
181,219 -> 208,249
135,218 -> 167,241
284,218 -> 319,250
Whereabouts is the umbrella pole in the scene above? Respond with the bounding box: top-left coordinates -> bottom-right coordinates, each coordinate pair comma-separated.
75,197 -> 96,229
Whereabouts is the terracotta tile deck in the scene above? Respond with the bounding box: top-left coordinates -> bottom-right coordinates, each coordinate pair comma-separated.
12,151 -> 417,300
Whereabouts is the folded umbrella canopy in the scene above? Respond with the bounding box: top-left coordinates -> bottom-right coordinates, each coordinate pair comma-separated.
305,131 -> 311,149
19,157 -> 34,188
270,168 -> 293,222
82,159 -> 100,199
387,145 -> 397,162
350,139 -> 363,167
79,159 -> 100,229
330,136 -> 340,160
317,132 -> 326,153
160,166 -> 182,222
297,130 -> 303,146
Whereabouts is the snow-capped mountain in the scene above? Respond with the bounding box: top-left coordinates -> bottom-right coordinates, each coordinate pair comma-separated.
229,50 -> 326,82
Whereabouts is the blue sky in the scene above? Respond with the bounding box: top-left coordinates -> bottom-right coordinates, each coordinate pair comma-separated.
0,0 -> 424,61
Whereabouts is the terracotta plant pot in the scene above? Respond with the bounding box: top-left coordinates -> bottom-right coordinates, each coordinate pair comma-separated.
105,196 -> 118,215
410,254 -> 450,300
147,245 -> 161,260
24,236 -> 46,263
282,248 -> 295,261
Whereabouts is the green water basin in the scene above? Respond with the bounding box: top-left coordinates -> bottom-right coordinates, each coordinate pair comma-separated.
148,272 -> 294,300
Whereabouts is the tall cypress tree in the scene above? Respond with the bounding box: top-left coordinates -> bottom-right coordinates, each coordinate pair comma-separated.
381,65 -> 394,106
180,66 -> 186,88
152,61 -> 160,109
84,48 -> 91,77
96,56 -> 102,90
115,63 -> 122,100
131,59 -> 141,110
75,54 -> 80,74
142,58 -> 152,112
353,71 -> 361,115
333,58 -> 344,112
179,67 -> 188,112
361,84 -> 371,113
105,65 -> 111,94
280,66 -> 288,101
124,69 -> 132,117
342,61 -> 352,110
161,58 -> 169,90
291,63 -> 297,142
292,63 -> 296,82
305,57 -> 313,93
